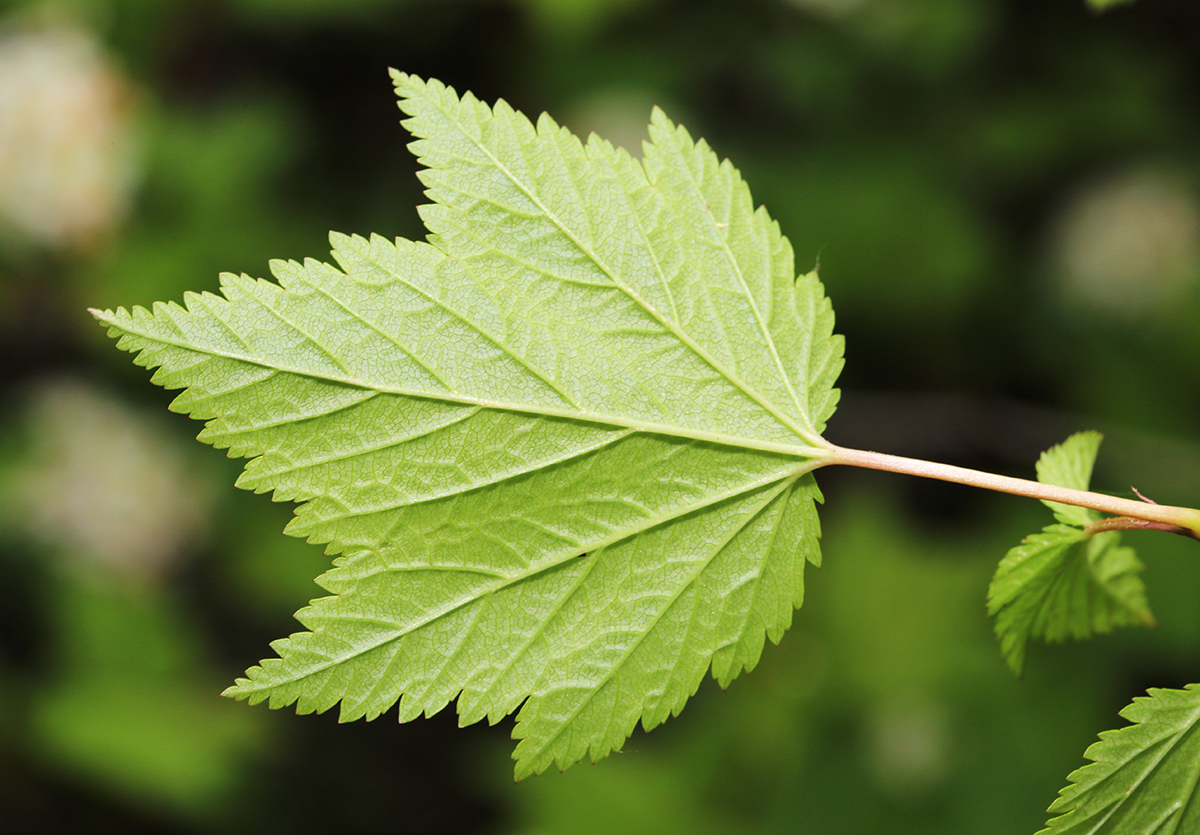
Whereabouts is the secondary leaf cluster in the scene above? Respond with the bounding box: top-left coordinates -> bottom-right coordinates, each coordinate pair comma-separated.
93,72 -> 843,778
987,432 -> 1154,675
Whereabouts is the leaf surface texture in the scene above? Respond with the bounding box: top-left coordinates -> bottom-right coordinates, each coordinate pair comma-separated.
93,72 -> 844,777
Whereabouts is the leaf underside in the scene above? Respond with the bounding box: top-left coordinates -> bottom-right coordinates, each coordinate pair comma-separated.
93,72 -> 844,778
987,432 -> 1153,676
1039,684 -> 1200,835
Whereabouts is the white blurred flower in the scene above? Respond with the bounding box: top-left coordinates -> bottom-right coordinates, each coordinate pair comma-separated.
17,378 -> 212,579
1049,165 -> 1200,317
0,17 -> 140,247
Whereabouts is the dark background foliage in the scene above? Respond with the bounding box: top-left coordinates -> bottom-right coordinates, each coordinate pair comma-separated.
2,0 -> 1199,832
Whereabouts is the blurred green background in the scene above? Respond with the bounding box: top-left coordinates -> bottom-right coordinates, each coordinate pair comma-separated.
1,0 -> 1199,832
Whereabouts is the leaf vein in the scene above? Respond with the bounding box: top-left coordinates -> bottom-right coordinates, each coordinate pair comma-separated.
239,465 -> 804,692
97,313 -> 824,457
417,89 -> 813,444
526,476 -> 796,761
296,270 -> 458,393
257,406 -> 482,481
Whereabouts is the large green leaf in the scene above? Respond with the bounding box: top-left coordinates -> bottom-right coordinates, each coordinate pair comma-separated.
987,433 -> 1153,675
1039,684 -> 1200,834
93,73 -> 843,778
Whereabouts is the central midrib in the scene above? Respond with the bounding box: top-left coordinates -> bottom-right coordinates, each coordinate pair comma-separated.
99,314 -> 827,459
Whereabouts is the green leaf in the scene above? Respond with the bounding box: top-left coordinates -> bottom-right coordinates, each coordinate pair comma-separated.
987,433 -> 1153,675
1087,0 -> 1135,10
1039,684 -> 1200,835
92,72 -> 844,778
1037,430 -> 1103,528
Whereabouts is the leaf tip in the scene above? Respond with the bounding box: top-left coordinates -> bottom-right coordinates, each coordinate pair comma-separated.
88,306 -> 123,328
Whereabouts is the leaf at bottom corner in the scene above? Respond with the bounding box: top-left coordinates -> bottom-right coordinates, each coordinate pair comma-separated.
1038,683 -> 1200,835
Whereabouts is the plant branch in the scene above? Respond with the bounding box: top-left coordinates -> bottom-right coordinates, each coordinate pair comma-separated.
821,444 -> 1200,539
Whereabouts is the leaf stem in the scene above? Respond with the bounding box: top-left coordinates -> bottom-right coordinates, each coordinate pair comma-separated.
822,444 -> 1200,539
1085,517 -> 1200,542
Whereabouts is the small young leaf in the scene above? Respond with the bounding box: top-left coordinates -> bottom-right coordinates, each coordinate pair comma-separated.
1036,430 -> 1103,528
92,73 -> 844,778
1039,684 -> 1200,835
988,528 -> 1152,675
987,433 -> 1153,675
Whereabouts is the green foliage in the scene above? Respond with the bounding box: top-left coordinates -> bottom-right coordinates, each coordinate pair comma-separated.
93,72 -> 844,778
7,0 -> 1200,829
1039,684 -> 1200,834
1088,0 -> 1136,10
987,432 -> 1153,675
32,576 -> 261,817
91,67 -> 1200,831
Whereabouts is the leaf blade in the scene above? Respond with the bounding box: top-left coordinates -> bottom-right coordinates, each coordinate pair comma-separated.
392,71 -> 834,447
1039,684 -> 1200,835
1037,430 -> 1104,527
987,526 -> 1152,675
95,73 -> 843,778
